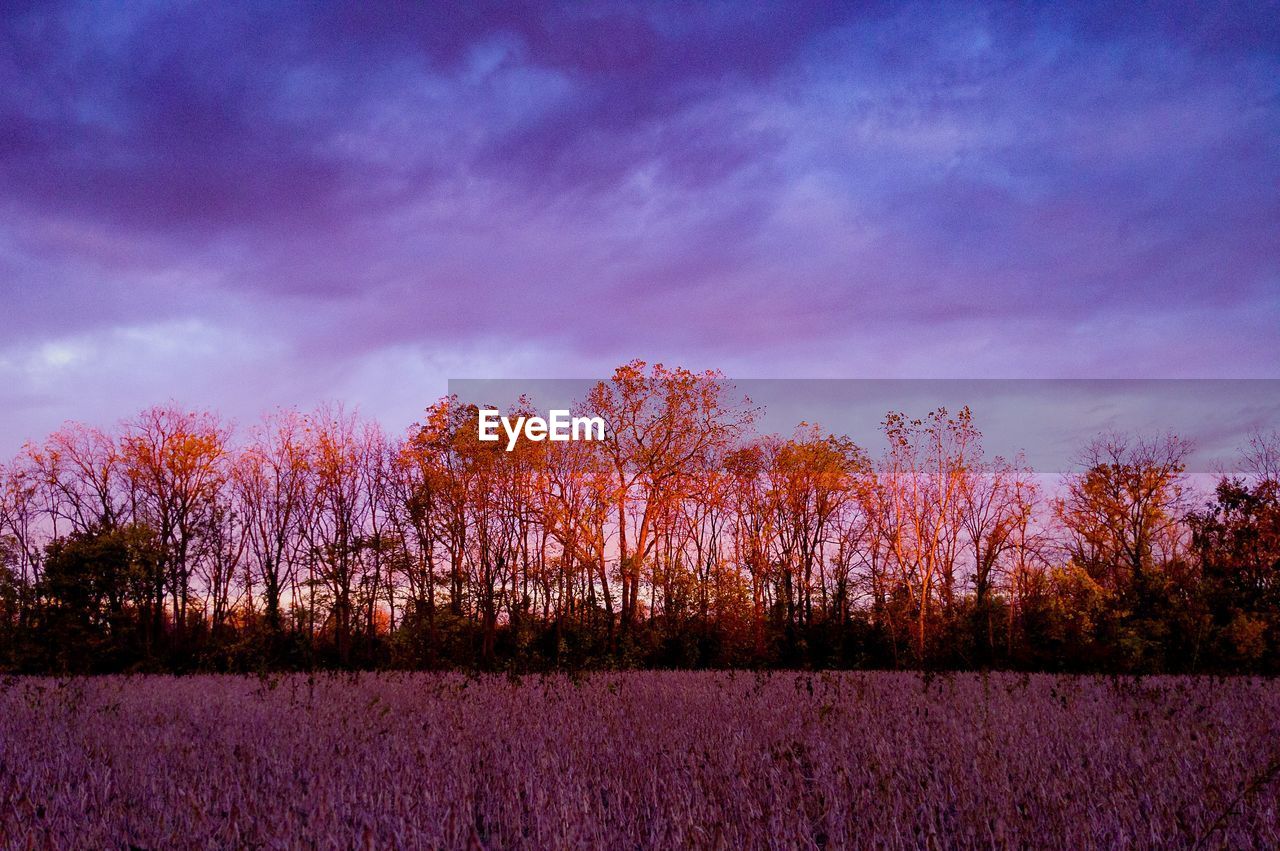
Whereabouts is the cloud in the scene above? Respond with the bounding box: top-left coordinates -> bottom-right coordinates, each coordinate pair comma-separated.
0,0 -> 1276,454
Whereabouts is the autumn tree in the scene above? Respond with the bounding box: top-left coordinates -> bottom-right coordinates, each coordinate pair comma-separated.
0,367 -> 1275,675
877,408 -> 978,661
1055,432 -> 1194,669
120,406 -> 229,653
725,441 -> 777,656
1057,432 -> 1192,597
766,426 -> 869,636
588,361 -> 755,631
30,423 -> 125,535
539,424 -> 614,632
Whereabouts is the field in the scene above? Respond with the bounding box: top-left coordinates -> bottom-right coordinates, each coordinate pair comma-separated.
1,672 -> 1278,849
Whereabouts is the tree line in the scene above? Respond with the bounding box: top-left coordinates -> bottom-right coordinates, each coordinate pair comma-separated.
1,361 -> 1277,674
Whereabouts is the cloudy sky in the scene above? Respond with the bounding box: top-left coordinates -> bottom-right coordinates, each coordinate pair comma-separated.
1,1 -> 1277,453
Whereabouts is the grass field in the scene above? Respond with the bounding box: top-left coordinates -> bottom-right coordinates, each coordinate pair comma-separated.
2,671 -> 1278,849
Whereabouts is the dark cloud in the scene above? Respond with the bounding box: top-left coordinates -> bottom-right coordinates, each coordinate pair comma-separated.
0,1 -> 1276,451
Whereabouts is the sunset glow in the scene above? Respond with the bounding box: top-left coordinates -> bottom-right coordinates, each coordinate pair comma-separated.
3,3 -> 1279,848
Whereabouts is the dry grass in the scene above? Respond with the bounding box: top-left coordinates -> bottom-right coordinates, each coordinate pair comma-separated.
1,672 -> 1278,849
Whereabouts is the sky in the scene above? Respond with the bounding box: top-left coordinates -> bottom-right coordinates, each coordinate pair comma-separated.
1,1 -> 1278,454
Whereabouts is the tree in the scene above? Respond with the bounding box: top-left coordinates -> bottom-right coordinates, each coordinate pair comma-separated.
877,408 -> 978,662
588,361 -> 755,630
38,524 -> 155,671
1189,451 -> 1280,669
304,405 -> 372,666
539,421 -> 614,639
765,426 -> 869,638
30,423 -> 125,535
1057,432 -> 1192,599
120,406 -> 229,655
1056,432 -> 1193,670
0,366 -> 1276,675
235,410 -> 312,638
959,454 -> 1039,662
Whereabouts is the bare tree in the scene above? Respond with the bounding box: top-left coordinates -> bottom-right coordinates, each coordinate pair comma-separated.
235,410 -> 312,636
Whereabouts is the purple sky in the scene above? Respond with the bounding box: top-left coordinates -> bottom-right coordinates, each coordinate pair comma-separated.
2,1 -> 1278,453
